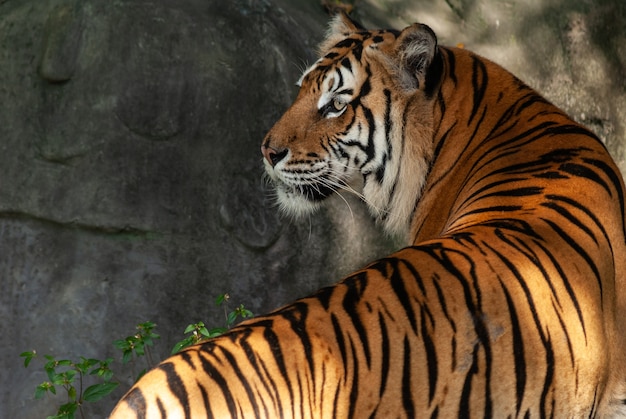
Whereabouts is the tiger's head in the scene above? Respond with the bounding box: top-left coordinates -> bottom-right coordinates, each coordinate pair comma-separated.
262,13 -> 443,241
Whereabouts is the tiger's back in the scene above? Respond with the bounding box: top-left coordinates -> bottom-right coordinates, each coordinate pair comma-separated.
111,13 -> 626,418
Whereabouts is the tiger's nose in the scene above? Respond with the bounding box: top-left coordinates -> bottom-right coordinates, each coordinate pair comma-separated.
262,145 -> 288,167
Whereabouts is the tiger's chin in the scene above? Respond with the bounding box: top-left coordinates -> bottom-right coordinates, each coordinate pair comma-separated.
273,183 -> 327,219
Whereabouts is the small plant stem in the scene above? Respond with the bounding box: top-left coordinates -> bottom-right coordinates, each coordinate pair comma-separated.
145,345 -> 154,368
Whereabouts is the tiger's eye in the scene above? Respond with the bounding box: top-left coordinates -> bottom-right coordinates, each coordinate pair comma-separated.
332,98 -> 346,112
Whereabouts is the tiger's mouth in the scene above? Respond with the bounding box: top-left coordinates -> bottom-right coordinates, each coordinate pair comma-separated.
272,177 -> 336,204
266,169 -> 339,217
292,182 -> 334,201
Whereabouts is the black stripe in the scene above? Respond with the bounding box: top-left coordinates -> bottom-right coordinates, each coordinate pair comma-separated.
550,300 -> 576,368
360,67 -> 372,96
402,335 -> 415,415
582,157 -> 626,238
494,229 -> 563,311
431,274 -> 458,368
465,178 -> 528,201
347,335 -> 360,418
462,186 -> 544,212
331,313 -> 348,379
424,122 -> 455,193
386,258 -> 419,334
539,332 -> 556,418
545,193 -> 612,254
218,345 -> 261,415
460,205 -> 523,218
483,122 -> 563,173
424,49 -> 444,97
281,303 -> 316,384
459,342 -> 480,415
196,379 -> 211,417
443,48 -> 457,85
530,237 -> 588,342
542,217 -> 603,299
541,201 -> 598,244
255,354 -> 283,414
331,382 -> 342,418
262,326 -> 295,416
421,306 -> 438,404
498,278 -> 526,414
341,57 -> 352,72
383,88 -> 393,154
156,397 -> 167,418
197,348 -> 239,416
314,285 -> 334,310
422,245 -> 493,414
333,37 -> 358,49
342,272 -> 372,368
161,362 -> 191,418
484,242 -> 557,414
482,186 -> 544,198
469,55 -> 488,125
122,387 -> 147,418
335,67 -> 344,90
378,310 -> 391,398
362,106 -> 377,168
559,162 -> 611,197
296,373 -> 305,419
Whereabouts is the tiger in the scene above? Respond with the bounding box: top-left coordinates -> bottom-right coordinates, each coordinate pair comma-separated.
110,12 -> 626,418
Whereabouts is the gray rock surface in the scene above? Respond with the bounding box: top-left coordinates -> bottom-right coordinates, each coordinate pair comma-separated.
0,1 -> 394,417
1,0 -> 623,417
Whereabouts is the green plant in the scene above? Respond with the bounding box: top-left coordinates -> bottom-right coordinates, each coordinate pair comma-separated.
21,294 -> 253,419
113,321 -> 160,380
171,293 -> 254,354
19,351 -> 118,419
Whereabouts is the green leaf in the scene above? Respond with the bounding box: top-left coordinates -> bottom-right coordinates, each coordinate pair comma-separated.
137,321 -> 156,333
52,369 -> 77,385
135,368 -> 147,382
56,359 -> 72,367
227,311 -> 237,327
20,351 -> 36,368
121,349 -> 133,364
75,357 -> 98,373
113,339 -> 129,350
171,336 -> 194,354
215,293 -> 227,306
35,382 -> 54,399
82,382 -> 119,402
134,343 -> 145,356
100,368 -> 114,382
51,374 -> 65,385
49,401 -> 78,419
68,385 -> 77,401
89,359 -> 115,382
207,327 -> 227,338
183,323 -> 198,334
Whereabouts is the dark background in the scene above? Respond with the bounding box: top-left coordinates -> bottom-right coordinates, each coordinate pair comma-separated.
1,0 -> 624,417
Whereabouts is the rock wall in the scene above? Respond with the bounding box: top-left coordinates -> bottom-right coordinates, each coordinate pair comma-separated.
0,1 -> 394,417
1,0 -> 623,417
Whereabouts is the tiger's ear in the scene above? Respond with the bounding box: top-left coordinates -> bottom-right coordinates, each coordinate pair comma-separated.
394,23 -> 439,91
317,12 -> 364,54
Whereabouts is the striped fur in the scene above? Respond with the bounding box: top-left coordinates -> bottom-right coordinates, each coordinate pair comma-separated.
110,13 -> 626,418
